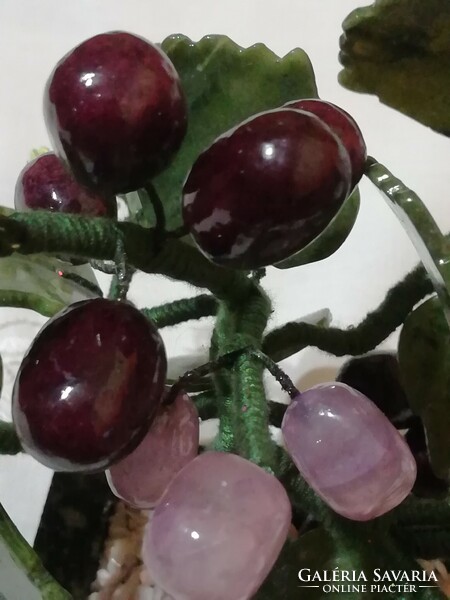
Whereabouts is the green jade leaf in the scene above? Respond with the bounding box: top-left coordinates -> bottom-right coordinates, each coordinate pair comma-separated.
0,503 -> 71,599
398,296 -> 450,479
257,529 -> 335,600
275,188 -> 360,268
339,0 -> 450,134
0,254 -> 101,317
365,158 -> 450,328
153,34 -> 318,230
257,528 -> 374,600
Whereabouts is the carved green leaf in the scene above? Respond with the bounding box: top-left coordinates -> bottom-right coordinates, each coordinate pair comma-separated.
257,530 -> 335,600
0,503 -> 71,599
339,0 -> 450,134
34,473 -> 113,598
275,188 -> 360,269
154,34 -> 318,230
0,255 -> 101,317
0,421 -> 21,455
257,528 -> 373,600
398,296 -> 450,478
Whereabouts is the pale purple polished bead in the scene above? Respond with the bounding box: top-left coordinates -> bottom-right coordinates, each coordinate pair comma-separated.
106,391 -> 199,509
143,452 -> 291,600
282,382 -> 416,521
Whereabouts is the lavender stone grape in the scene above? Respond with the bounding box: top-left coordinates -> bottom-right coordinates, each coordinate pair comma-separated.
282,382 -> 416,521
143,451 -> 291,600
12,299 -> 167,472
15,153 -> 116,217
107,390 -> 199,508
285,98 -> 367,189
44,32 -> 187,194
182,108 -> 352,269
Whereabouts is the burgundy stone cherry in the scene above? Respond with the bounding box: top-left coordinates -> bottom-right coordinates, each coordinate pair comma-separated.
281,382 -> 417,521
15,153 -> 116,217
107,390 -> 199,508
182,108 -> 352,269
12,299 -> 167,472
285,98 -> 367,189
44,32 -> 187,194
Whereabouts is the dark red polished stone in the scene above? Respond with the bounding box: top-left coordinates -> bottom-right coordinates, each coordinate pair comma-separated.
44,32 -> 187,194
12,299 -> 167,472
182,108 -> 352,270
15,153 -> 116,217
285,99 -> 367,189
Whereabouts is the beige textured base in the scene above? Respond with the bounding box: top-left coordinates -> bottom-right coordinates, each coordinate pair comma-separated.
88,503 -> 172,600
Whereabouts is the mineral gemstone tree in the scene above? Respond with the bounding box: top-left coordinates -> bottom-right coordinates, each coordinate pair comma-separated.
0,25 -> 448,600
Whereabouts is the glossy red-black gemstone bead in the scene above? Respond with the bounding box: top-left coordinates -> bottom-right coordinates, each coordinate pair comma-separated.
44,32 -> 187,194
285,98 -> 366,189
182,108 -> 352,269
12,299 -> 167,472
15,153 -> 116,217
